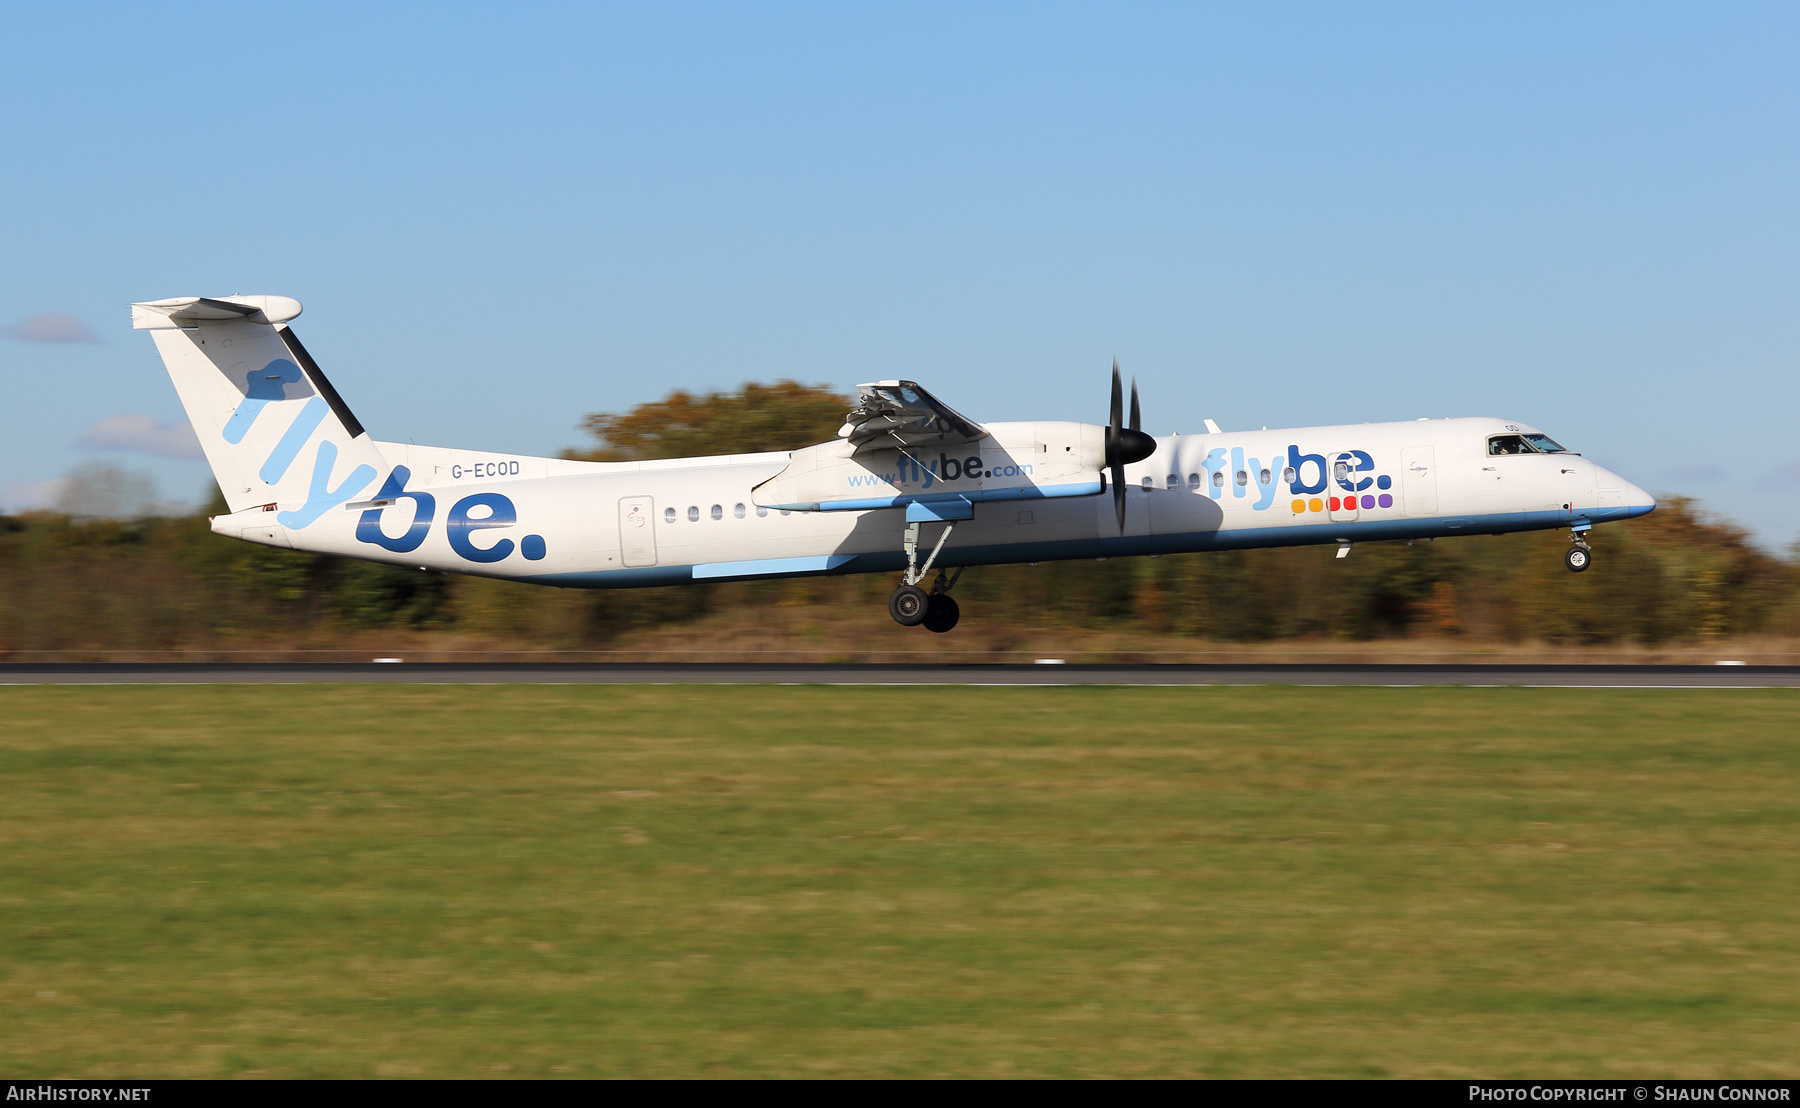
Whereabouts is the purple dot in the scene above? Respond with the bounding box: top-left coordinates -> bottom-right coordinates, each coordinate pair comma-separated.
1378,493 -> 1393,508
1361,494 -> 1375,509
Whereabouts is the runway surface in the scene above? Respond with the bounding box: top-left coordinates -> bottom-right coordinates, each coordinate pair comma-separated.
2,662 -> 1798,687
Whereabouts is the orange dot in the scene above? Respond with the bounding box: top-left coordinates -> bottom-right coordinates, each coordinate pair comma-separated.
1291,499 -> 1306,513
1309,498 -> 1324,513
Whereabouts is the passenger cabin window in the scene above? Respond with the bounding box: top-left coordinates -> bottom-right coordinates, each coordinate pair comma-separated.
1235,470 -> 1248,486
1282,466 -> 1296,484
710,504 -> 723,520
1141,475 -> 1154,489
1166,473 -> 1179,489
1211,471 -> 1225,488
687,506 -> 700,522
1259,468 -> 1272,485
756,506 -> 768,518
1487,435 -> 1530,456
734,503 -> 746,519
664,507 -> 676,523
1187,473 -> 1201,489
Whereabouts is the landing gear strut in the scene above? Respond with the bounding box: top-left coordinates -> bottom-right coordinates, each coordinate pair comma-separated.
1566,524 -> 1593,573
889,520 -> 964,630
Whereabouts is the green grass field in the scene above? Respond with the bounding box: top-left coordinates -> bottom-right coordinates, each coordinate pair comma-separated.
1,684 -> 1796,1077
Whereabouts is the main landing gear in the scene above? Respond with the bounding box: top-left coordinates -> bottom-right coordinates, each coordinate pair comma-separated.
888,520 -> 963,632
1565,524 -> 1593,573
889,582 -> 961,632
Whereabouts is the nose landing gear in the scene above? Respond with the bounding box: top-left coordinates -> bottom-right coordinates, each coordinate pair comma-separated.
1565,523 -> 1593,573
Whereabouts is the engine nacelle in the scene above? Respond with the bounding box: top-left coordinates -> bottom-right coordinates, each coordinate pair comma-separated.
753,421 -> 1106,512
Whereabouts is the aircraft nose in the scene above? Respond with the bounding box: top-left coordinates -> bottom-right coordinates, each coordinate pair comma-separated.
1595,463 -> 1656,520
1624,480 -> 1657,518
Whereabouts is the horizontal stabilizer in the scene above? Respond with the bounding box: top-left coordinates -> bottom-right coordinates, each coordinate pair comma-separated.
132,295 -> 303,329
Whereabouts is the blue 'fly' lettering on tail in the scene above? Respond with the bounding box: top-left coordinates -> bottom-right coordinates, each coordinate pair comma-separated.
222,359 -> 307,444
259,397 -> 328,484
277,440 -> 377,529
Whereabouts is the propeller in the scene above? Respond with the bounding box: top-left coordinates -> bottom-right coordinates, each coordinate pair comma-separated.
1106,358 -> 1157,532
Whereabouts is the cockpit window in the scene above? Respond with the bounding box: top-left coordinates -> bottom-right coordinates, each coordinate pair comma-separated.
1489,433 -> 1570,456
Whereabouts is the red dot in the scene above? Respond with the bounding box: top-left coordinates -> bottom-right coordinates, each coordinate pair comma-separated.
1329,497 -> 1340,511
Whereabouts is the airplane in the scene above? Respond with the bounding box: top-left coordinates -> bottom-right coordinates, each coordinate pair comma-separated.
133,294 -> 1656,633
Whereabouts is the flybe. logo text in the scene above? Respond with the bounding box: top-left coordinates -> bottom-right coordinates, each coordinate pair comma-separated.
847,453 -> 1034,491
1286,446 -> 1396,515
1130,443 -> 1397,514
354,466 -> 549,563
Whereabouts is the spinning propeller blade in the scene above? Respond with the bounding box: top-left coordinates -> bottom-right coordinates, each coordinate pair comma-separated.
1105,359 -> 1157,533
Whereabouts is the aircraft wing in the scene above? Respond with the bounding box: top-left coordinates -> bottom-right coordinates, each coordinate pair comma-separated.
840,380 -> 984,451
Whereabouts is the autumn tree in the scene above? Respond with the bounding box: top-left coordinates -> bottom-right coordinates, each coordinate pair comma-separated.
567,380 -> 852,461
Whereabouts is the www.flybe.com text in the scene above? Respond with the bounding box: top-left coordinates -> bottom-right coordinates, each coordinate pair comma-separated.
848,453 -> 1034,491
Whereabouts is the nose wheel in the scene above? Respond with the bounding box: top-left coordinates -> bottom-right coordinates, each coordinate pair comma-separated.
1565,542 -> 1592,573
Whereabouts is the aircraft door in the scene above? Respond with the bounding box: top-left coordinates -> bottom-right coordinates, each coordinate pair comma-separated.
1328,452 -> 1360,522
1400,447 -> 1438,516
618,496 -> 657,567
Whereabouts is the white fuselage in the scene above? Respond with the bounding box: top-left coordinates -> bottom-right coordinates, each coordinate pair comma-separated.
210,416 -> 1655,587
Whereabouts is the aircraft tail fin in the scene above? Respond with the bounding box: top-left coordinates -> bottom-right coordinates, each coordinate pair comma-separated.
133,296 -> 385,527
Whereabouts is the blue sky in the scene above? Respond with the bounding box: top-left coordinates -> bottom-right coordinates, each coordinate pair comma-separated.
3,3 -> 1796,546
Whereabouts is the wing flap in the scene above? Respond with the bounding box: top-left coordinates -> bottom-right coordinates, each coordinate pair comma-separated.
840,380 -> 983,450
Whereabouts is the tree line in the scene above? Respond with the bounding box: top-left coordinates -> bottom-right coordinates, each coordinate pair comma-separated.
3,382 -> 1795,652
